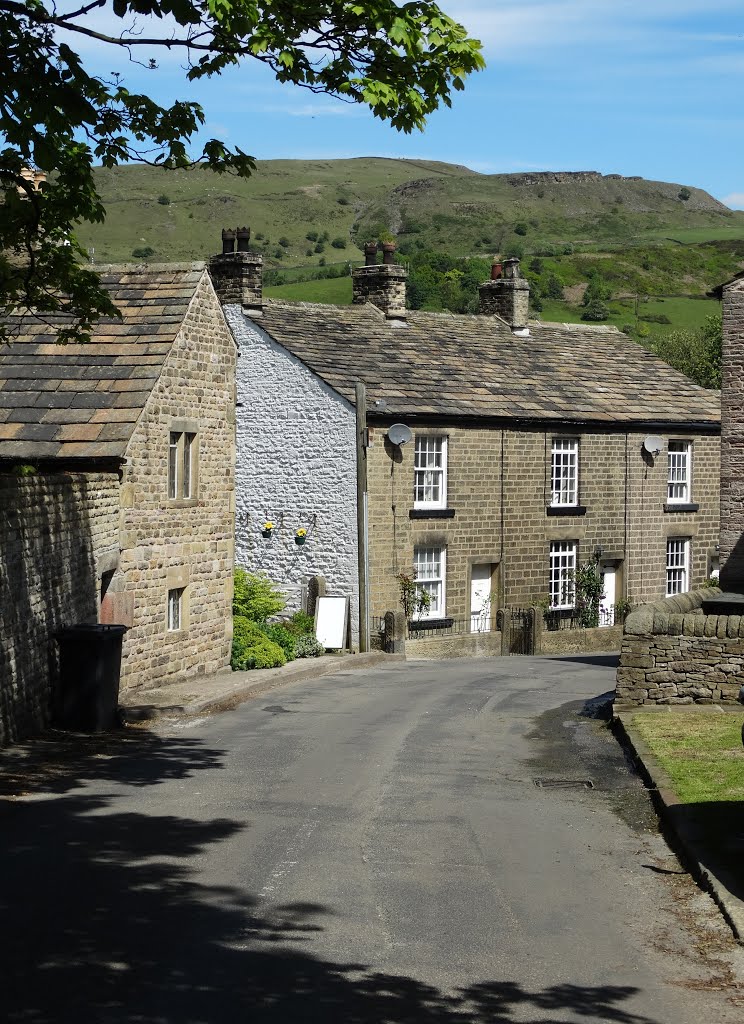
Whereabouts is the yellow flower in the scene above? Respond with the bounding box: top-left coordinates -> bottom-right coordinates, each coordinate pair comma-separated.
263,521 -> 273,531
296,528 -> 307,537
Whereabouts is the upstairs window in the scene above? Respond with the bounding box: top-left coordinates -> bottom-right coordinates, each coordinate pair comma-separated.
551,438 -> 578,507
168,430 -> 196,500
667,441 -> 691,503
167,587 -> 184,631
414,436 -> 447,508
666,538 -> 690,596
549,541 -> 577,609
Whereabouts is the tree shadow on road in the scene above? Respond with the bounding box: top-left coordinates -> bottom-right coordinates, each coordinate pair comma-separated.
1,729 -> 660,1024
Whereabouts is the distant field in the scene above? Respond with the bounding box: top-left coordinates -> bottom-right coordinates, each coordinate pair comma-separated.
265,276 -> 353,304
540,295 -> 718,334
639,226 -> 744,244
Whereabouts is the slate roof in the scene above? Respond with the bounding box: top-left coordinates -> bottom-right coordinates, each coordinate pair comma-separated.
0,264 -> 206,461
254,300 -> 720,427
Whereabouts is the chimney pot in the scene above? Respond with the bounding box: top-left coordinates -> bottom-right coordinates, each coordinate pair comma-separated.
221,228 -> 236,255
382,241 -> 396,266
491,260 -> 503,281
364,241 -> 379,267
236,226 -> 251,252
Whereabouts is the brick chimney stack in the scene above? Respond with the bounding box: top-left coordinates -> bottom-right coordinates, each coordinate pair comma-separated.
209,227 -> 263,314
479,256 -> 530,333
352,241 -> 407,320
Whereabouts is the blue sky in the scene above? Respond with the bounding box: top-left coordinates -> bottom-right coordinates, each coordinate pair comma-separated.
67,1 -> 744,206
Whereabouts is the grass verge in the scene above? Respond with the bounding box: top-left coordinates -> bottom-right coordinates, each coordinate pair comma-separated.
631,711 -> 744,804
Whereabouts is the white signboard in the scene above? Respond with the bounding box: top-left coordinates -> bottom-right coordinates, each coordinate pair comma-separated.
315,596 -> 349,650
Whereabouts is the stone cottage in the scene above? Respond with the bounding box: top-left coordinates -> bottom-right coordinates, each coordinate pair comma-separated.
210,233 -> 720,653
0,263 -> 236,744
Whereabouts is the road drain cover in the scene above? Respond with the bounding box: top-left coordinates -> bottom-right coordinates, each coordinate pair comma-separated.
534,778 -> 594,790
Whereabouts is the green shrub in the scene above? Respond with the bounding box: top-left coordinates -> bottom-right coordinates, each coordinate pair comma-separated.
260,623 -> 297,661
132,246 -> 155,259
331,237 -> 347,249
157,194 -> 170,205
287,610 -> 316,635
581,300 -> 609,322
306,230 -> 318,241
294,634 -> 324,658
231,617 -> 286,671
233,569 -> 285,622
514,222 -> 528,236
278,236 -> 290,247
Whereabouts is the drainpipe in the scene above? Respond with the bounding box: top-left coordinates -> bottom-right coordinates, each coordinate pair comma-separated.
355,382 -> 370,652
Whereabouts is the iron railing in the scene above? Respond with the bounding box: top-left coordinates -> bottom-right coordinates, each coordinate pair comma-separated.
371,616 -> 386,634
407,615 -> 497,640
544,605 -> 625,631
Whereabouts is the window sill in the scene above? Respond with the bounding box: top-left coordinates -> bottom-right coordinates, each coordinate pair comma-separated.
546,505 -> 587,517
408,617 -> 454,631
167,497 -> 199,508
409,508 -> 456,520
664,502 -> 699,513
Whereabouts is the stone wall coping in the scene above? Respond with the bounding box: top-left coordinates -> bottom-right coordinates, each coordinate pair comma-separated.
624,587 -> 721,636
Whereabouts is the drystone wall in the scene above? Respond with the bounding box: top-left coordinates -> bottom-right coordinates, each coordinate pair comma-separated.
225,306 -> 359,645
0,472 -> 120,745
615,587 -> 744,707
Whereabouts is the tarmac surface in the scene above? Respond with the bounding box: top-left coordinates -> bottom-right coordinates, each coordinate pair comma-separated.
2,654 -> 743,1022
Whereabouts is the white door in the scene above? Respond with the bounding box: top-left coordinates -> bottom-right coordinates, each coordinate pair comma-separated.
599,565 -> 616,626
470,564 -> 492,632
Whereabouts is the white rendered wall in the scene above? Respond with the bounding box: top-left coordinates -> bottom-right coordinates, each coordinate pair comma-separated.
226,306 -> 359,643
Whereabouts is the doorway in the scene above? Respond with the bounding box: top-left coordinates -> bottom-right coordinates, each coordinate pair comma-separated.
470,564 -> 492,632
599,564 -> 616,626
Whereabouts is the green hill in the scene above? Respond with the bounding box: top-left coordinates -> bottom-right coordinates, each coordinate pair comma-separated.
78,160 -> 744,269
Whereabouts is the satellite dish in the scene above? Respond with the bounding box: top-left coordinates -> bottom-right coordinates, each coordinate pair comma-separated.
643,435 -> 664,456
387,423 -> 412,446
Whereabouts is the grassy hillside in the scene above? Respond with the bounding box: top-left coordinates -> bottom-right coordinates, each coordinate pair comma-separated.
78,160 -> 744,270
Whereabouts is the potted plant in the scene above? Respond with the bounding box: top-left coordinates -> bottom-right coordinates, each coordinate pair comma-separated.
295,527 -> 307,546
261,520 -> 274,539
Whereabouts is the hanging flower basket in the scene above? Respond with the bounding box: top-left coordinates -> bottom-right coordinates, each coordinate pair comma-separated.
295,528 -> 307,546
261,521 -> 274,539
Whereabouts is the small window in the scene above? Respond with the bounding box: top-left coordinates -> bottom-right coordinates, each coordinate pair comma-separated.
168,430 -> 197,500
551,438 -> 578,507
667,441 -> 691,503
414,436 -> 447,508
666,538 -> 690,596
549,541 -> 577,609
414,546 -> 446,617
167,587 -> 184,631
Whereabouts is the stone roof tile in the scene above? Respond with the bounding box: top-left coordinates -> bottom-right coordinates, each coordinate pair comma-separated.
0,264 -> 207,461
248,300 -> 720,426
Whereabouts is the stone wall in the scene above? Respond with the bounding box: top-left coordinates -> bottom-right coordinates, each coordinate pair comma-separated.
366,425 -> 719,625
406,631 -> 503,660
720,278 -> 744,588
116,272 -> 236,690
225,306 -> 359,645
615,588 -> 744,707
538,623 -> 624,656
0,472 -> 120,744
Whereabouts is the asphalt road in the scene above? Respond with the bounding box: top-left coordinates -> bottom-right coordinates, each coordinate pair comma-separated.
2,655 -> 742,1023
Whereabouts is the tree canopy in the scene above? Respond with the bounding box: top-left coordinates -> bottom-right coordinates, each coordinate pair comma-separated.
0,1 -> 483,340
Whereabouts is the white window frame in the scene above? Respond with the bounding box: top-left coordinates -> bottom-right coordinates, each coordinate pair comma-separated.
550,438 -> 579,507
667,441 -> 691,504
413,436 -> 447,509
666,538 -> 690,596
167,587 -> 184,631
549,541 -> 577,610
168,430 -> 197,500
414,546 -> 446,618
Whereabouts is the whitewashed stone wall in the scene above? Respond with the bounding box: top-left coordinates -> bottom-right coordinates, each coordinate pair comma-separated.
225,306 -> 359,644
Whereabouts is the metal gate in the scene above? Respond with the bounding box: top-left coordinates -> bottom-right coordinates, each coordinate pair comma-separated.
507,607 -> 534,655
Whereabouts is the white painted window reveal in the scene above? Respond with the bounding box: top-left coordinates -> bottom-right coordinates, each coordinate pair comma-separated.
549,541 -> 577,609
666,538 -> 690,596
167,587 -> 184,631
414,546 -> 446,617
414,436 -> 447,508
667,441 -> 691,503
551,438 -> 578,506
169,430 -> 196,500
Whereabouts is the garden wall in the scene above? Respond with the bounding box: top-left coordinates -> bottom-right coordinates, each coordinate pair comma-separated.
615,587 -> 744,708
538,623 -> 624,656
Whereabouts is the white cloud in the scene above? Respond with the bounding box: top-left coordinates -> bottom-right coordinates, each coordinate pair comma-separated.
721,192 -> 744,209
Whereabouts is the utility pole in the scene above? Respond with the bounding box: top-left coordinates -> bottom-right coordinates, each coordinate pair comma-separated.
355,382 -> 370,652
